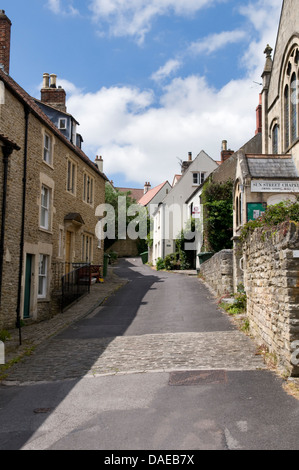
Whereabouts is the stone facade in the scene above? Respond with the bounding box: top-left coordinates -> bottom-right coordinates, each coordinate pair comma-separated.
243,222 -> 299,377
261,0 -> 299,165
200,250 -> 234,297
0,68 -> 106,329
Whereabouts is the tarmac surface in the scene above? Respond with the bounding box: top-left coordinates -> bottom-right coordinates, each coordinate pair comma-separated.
1,258 -> 299,450
1,258 -> 267,384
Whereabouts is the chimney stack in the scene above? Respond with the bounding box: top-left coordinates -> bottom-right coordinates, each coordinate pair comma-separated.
41,73 -> 66,112
0,10 -> 11,74
144,182 -> 151,194
221,140 -> 234,163
95,155 -> 103,173
181,152 -> 193,174
255,93 -> 262,135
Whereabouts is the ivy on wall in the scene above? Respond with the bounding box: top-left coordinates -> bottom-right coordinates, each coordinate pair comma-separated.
201,178 -> 234,253
239,199 -> 299,243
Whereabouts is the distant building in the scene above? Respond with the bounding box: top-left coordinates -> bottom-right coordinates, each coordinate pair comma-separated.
152,151 -> 219,266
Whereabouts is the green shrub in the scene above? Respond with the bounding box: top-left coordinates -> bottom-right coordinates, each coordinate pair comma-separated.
156,258 -> 165,271
240,200 -> 299,242
164,253 -> 180,270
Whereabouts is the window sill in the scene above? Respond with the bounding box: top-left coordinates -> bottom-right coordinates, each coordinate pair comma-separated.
83,200 -> 94,208
39,227 -> 53,235
37,297 -> 50,303
66,189 -> 77,197
42,160 -> 54,170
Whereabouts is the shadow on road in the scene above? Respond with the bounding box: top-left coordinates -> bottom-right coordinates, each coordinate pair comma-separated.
0,258 -> 167,449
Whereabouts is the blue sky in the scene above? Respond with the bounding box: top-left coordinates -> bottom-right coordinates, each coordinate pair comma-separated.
1,0 -> 283,188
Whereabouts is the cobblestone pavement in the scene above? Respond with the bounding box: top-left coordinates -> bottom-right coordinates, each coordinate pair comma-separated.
3,331 -> 266,384
1,267 -> 127,372
0,261 -> 268,385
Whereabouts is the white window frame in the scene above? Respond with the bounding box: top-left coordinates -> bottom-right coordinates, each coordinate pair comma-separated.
193,172 -> 205,186
82,234 -> 93,263
40,185 -> 50,230
59,118 -> 67,130
67,158 -> 77,195
43,132 -> 52,165
83,172 -> 94,205
38,254 -> 48,299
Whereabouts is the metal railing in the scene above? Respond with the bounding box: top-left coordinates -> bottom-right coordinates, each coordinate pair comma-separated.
61,263 -> 91,312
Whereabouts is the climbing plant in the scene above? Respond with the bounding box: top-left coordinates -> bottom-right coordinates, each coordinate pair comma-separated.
239,199 -> 299,243
201,179 -> 234,253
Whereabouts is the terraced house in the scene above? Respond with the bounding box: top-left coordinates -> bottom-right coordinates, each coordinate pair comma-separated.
0,10 -> 107,330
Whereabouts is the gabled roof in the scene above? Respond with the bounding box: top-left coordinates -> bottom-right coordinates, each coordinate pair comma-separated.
117,187 -> 144,202
138,181 -> 169,206
172,174 -> 181,186
0,69 -> 108,181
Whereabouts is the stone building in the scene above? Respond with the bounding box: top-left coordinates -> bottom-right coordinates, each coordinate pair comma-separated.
0,11 -> 107,329
261,0 -> 299,163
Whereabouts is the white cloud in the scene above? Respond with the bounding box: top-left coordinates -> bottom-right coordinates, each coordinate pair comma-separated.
60,0 -> 282,187
151,59 -> 182,83
47,0 -> 79,16
189,30 -> 247,56
239,0 -> 282,77
88,0 -> 224,43
65,74 -> 258,186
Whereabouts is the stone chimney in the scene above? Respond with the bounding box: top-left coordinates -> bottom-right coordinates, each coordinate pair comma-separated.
95,155 -> 103,172
181,152 -> 193,174
221,140 -> 234,163
41,73 -> 67,112
144,182 -> 151,194
0,10 -> 11,74
255,93 -> 262,135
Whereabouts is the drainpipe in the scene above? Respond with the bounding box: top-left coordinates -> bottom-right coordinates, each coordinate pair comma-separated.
0,144 -> 13,304
16,105 -> 30,345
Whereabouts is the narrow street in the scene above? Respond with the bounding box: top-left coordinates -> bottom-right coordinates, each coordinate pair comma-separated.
0,258 -> 299,450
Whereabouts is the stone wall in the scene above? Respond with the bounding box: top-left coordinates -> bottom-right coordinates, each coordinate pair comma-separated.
200,249 -> 233,296
244,222 -> 299,377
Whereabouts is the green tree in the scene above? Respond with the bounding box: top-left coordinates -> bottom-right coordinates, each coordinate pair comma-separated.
201,179 -> 234,253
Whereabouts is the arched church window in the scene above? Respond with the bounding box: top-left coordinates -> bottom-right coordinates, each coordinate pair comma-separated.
291,72 -> 297,143
284,85 -> 290,149
272,124 -> 279,154
235,195 -> 239,227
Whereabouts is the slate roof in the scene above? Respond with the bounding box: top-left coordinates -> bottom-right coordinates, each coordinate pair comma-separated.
246,154 -> 298,179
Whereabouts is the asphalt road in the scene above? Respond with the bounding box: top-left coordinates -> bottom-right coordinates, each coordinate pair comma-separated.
0,258 -> 299,451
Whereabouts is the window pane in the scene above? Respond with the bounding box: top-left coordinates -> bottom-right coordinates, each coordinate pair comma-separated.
272,125 -> 278,154
44,134 -> 51,163
285,85 -> 290,149
40,186 -> 49,229
38,255 -> 48,297
291,74 -> 297,143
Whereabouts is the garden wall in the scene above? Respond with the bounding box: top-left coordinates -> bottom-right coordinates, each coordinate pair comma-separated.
200,249 -> 234,296
244,222 -> 299,376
